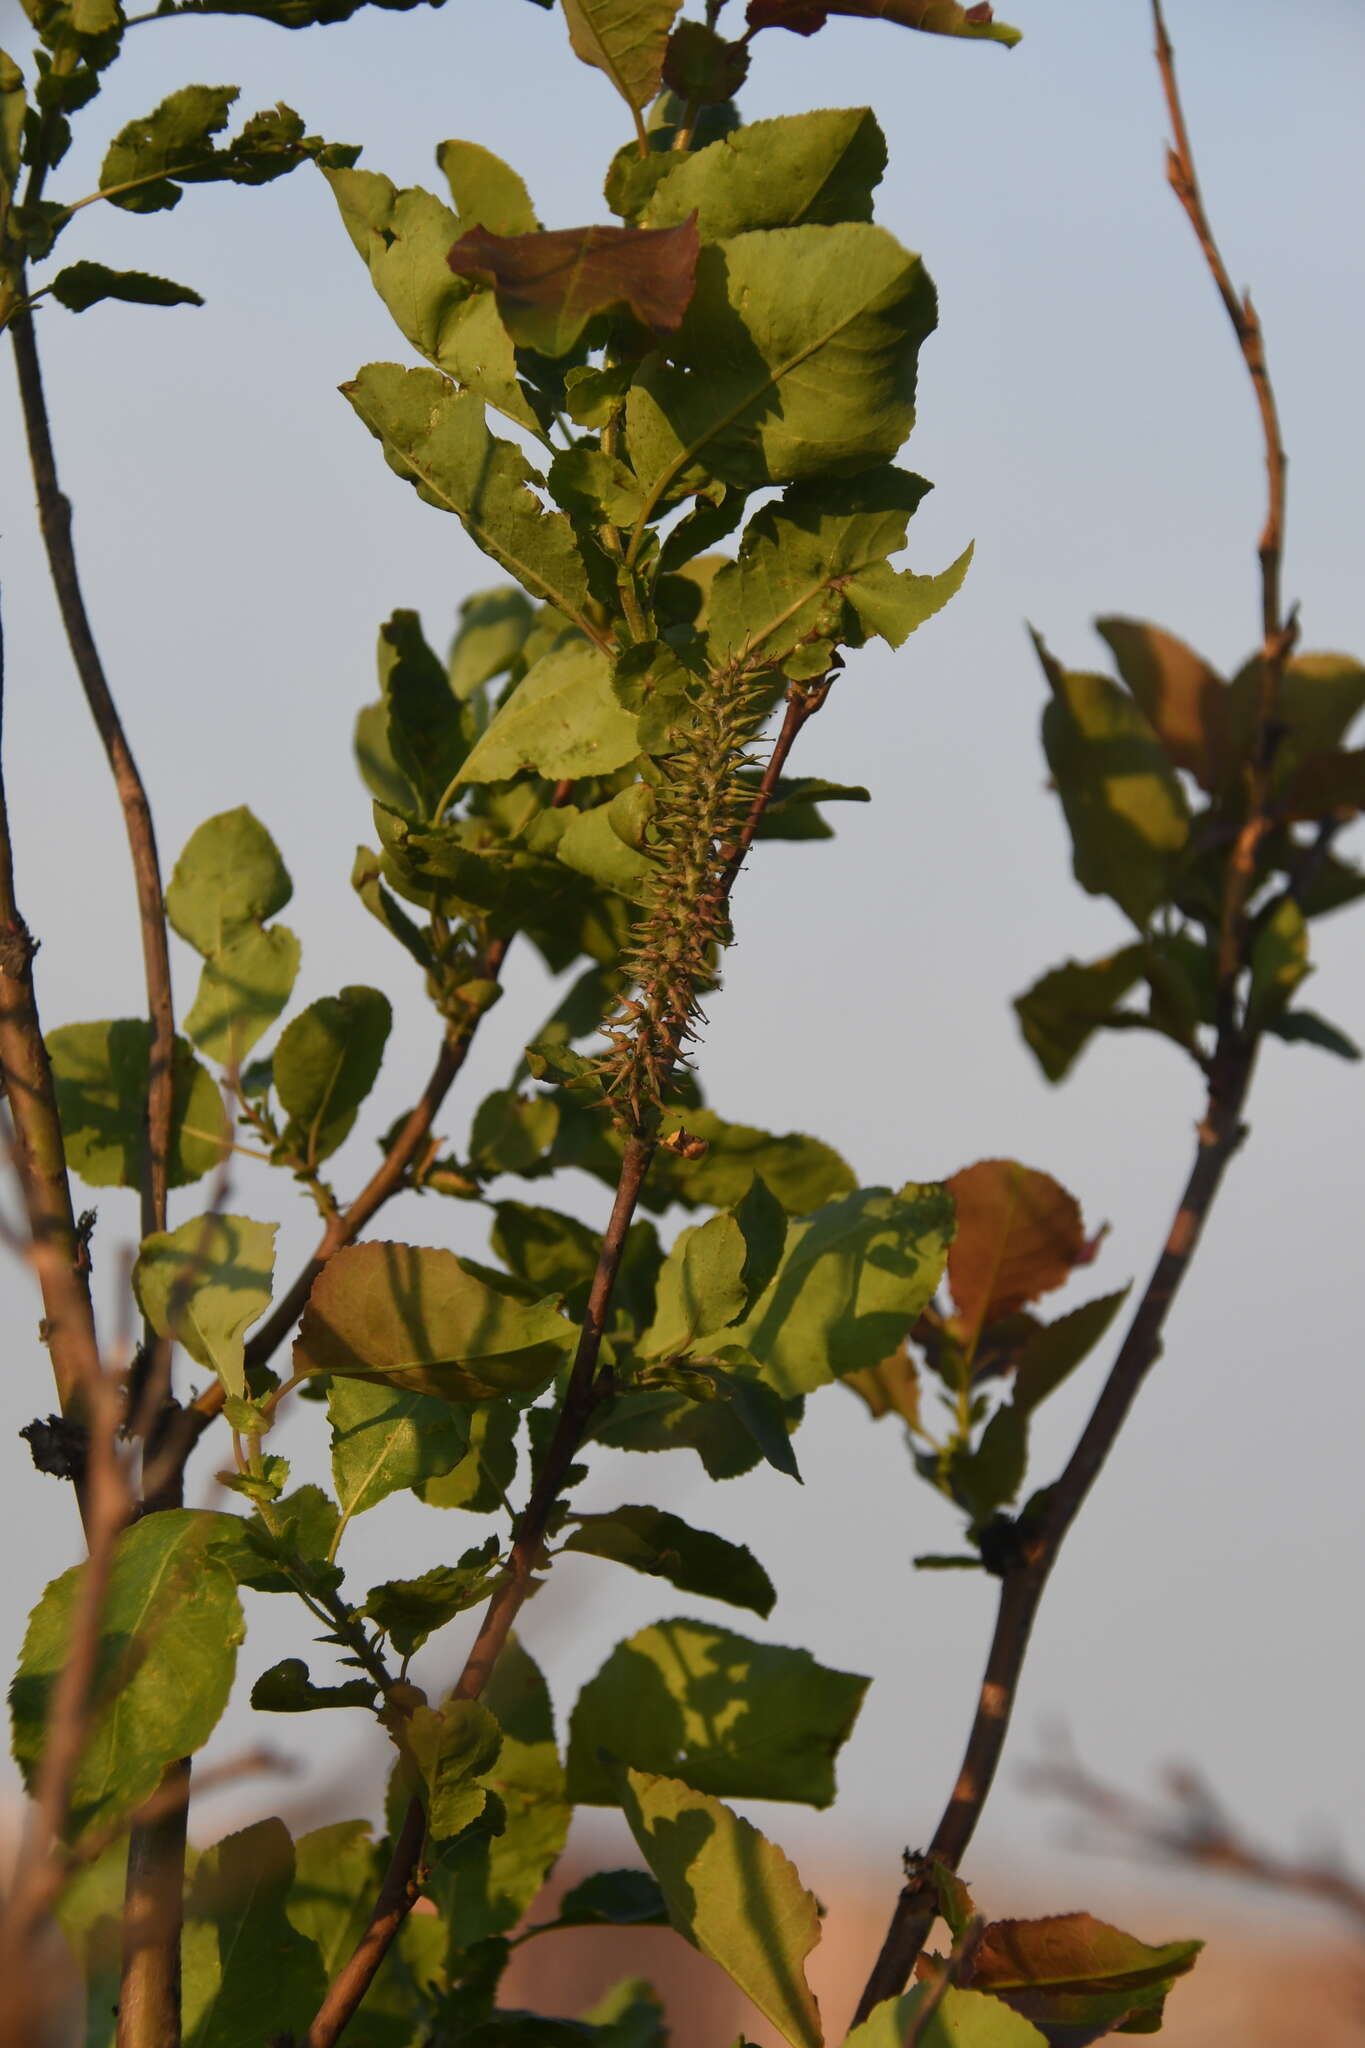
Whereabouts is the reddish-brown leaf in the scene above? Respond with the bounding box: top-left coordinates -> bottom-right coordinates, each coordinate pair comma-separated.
949,1911 -> 1203,2044
446,217 -> 699,358
1278,747 -> 1365,821
747,0 -> 1019,44
945,1160 -> 1087,1349
1095,616 -> 1234,793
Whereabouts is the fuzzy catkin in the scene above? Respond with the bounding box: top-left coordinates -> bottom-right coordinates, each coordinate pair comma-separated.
599,668 -> 770,1131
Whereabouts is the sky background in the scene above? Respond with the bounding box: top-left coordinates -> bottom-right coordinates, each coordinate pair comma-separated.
1,0 -> 1363,1945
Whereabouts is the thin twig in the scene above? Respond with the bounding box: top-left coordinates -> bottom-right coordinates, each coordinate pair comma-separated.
10,303 -> 176,1252
1028,1739 -> 1365,1940
303,682 -> 832,2048
853,1044 -> 1257,2021
855,12 -> 1300,2014
1151,0 -> 1293,1005
0,588 -> 103,1445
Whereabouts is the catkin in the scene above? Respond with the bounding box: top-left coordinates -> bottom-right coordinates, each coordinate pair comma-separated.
599,666 -> 770,1132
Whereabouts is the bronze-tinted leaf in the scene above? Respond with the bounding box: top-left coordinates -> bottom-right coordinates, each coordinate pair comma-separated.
447,217 -> 699,357
747,0 -> 1020,45
945,1160 -> 1089,1351
956,1912 -> 1203,2043
1095,617 -> 1233,792
1278,747 -> 1365,820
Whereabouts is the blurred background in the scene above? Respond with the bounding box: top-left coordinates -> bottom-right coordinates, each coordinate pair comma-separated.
1,0 -> 1363,2037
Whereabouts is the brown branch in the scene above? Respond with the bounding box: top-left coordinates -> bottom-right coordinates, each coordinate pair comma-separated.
10,302 -> 175,1250
0,590 -> 103,1440
303,680 -> 832,2048
853,1042 -> 1257,2021
150,936 -> 514,1497
1151,0 -> 1293,1003
854,18 -> 1304,2018
1028,1740 -> 1365,1940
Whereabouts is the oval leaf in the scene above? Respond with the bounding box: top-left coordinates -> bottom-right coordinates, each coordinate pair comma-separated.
298,1240 -> 575,1402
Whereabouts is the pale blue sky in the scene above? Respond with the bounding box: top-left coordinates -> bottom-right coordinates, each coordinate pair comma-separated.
1,0 -> 1362,1928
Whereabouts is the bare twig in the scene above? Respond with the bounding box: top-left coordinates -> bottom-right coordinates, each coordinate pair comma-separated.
854,11 -> 1301,2017
10,305 -> 175,1252
0,589 -> 103,1443
303,682 -> 832,2048
1151,0 -> 1294,1005
1029,1738 -> 1365,1939
853,1039 -> 1257,2018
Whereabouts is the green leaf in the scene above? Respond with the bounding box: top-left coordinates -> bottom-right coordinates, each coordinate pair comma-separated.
132,1212 -> 276,1400
1230,649 -> 1365,785
626,223 -> 936,508
283,1818 -> 422,2045
592,1364 -> 803,1483
648,1108 -> 856,1214
100,83 -> 238,212
645,107 -> 886,239
377,608 -> 471,821
640,1211 -> 748,1356
415,1397 -> 520,1513
185,924 -> 301,1068
843,1988 -> 1046,2048
556,788 -> 658,903
232,1484 -> 340,1593
713,1183 -> 954,1397
11,1510 -> 243,1843
733,1173 -> 788,1310
460,639 -> 640,783
706,468 -> 931,673
1265,1007 -> 1361,1060
563,0 -> 682,115
167,806 -> 293,956
662,19 -> 750,103
300,1240 -> 574,1402
450,585 -> 538,698
557,1867 -> 668,1927
567,1618 -> 866,1806
438,138 -> 539,234
364,1541 -> 503,1657
1011,1289 -> 1128,1415
274,985 -> 392,1164
328,1376 -> 472,1519
101,87 -> 342,213
448,217 -> 699,358
50,260 -> 204,312
182,1820 -> 327,2048
1,50 -> 24,199
470,1088 -> 560,1175
843,544 -> 972,648
947,1402 -> 1027,1521
959,1913 -> 1203,2039
620,1770 -> 823,2048
1034,632 -> 1190,929
493,1202 -> 600,1305
430,1637 -> 570,1942
351,846 -> 438,972
344,364 -> 605,636
1095,617 -> 1232,793
407,1698 -> 502,1842
1013,947 -> 1147,1083
1247,898 -> 1310,1028
250,1657 -> 376,1711
46,1020 -> 229,1189
563,1505 -> 775,1615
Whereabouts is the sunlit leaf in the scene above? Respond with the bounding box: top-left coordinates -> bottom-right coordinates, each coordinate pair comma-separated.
567,1618 -> 866,1805
299,1240 -> 574,1402
621,1770 -> 823,2048
133,1212 -> 276,1400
